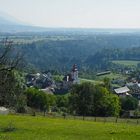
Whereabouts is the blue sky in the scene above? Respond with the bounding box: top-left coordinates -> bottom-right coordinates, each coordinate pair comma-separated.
0,0 -> 140,28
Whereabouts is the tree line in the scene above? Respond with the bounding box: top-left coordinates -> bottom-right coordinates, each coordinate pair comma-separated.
23,82 -> 138,117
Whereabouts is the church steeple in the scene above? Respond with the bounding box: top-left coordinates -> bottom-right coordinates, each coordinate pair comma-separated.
71,64 -> 79,84
72,64 -> 78,72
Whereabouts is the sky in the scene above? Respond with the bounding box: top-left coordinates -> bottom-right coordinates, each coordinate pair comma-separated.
0,0 -> 140,28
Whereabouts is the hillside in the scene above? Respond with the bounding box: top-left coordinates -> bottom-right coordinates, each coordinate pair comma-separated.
17,34 -> 140,72
1,24 -> 140,72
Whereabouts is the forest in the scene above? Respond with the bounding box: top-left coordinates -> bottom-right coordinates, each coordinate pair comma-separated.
13,32 -> 140,74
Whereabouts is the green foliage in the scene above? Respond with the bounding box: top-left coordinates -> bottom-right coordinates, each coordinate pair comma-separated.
2,122 -> 16,132
112,60 -> 140,67
55,95 -> 69,113
56,95 -> 69,108
53,75 -> 63,82
0,70 -> 26,108
1,34 -> 140,76
18,35 -> 140,74
99,94 -> 121,117
69,83 -> 94,116
69,82 -> 120,117
16,94 -> 27,113
120,96 -> 139,111
25,88 -> 56,112
103,77 -> 111,90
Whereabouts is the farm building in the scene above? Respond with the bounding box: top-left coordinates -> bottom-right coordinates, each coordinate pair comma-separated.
96,71 -> 111,76
114,86 -> 130,97
126,83 -> 140,100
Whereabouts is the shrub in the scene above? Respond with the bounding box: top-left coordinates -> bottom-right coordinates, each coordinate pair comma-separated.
2,122 -> 16,132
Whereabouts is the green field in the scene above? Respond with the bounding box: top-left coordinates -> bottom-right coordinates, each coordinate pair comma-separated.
80,78 -> 103,84
96,73 -> 125,80
80,72 -> 126,83
0,115 -> 140,140
112,60 -> 140,67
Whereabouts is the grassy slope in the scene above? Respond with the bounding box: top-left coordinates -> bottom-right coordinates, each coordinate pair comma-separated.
80,78 -> 102,84
0,115 -> 140,140
96,73 -> 125,80
80,73 -> 126,83
112,60 -> 140,67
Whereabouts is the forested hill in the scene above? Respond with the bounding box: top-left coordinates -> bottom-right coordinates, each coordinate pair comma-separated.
14,33 -> 140,72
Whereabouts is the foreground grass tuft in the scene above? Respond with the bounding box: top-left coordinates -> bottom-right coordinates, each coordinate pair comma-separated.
1,122 -> 16,133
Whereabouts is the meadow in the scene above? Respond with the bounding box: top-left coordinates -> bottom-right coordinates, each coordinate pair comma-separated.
80,72 -> 126,84
80,78 -> 102,84
0,115 -> 140,140
112,60 -> 140,67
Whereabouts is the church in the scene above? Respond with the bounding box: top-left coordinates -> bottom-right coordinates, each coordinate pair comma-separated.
63,64 -> 79,84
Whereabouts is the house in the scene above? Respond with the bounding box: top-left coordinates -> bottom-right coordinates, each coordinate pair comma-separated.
126,82 -> 140,100
26,64 -> 80,95
26,72 -> 56,89
114,86 -> 130,97
114,83 -> 140,100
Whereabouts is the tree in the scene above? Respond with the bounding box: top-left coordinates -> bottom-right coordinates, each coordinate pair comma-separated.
55,95 -> 69,113
56,95 -> 69,108
69,82 -> 95,116
0,38 -> 23,71
120,96 -> 138,111
0,38 -> 25,108
0,70 -> 26,108
103,77 -> 111,91
69,82 -> 120,117
98,94 -> 120,117
25,88 -> 56,114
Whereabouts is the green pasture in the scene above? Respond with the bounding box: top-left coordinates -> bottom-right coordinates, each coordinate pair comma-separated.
80,78 -> 102,84
96,73 -> 125,80
0,115 -> 140,140
112,60 -> 140,67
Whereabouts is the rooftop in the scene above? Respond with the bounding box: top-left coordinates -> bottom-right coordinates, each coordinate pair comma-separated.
114,86 -> 130,94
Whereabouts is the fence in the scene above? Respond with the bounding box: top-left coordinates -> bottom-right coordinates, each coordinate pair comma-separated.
45,114 -> 140,125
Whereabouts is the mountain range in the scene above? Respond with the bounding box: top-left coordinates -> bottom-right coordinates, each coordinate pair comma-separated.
0,12 -> 48,33
1,12 -> 140,34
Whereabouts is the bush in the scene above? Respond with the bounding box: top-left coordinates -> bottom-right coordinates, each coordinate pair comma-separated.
2,122 -> 16,132
16,107 -> 26,113
25,88 -> 56,113
120,96 -> 138,111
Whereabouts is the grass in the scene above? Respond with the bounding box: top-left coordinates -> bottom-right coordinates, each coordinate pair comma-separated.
0,115 -> 140,140
112,60 -> 140,67
80,72 -> 126,84
80,74 -> 123,90
96,73 -> 125,80
80,78 -> 103,84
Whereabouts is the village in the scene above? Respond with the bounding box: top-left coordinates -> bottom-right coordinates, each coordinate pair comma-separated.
26,64 -> 80,95
25,64 -> 140,104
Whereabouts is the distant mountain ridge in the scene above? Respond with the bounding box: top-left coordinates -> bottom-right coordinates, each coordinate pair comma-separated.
1,12 -> 140,33
0,12 -> 48,33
